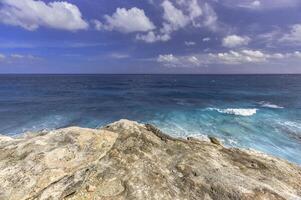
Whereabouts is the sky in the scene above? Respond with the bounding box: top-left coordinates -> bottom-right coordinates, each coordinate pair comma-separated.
0,0 -> 301,74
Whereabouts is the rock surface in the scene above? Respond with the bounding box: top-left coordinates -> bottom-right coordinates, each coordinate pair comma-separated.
0,119 -> 300,200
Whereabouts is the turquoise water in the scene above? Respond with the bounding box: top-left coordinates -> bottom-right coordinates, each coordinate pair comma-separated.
0,74 -> 300,164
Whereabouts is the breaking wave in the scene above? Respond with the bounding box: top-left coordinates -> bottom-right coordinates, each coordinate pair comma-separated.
209,108 -> 258,117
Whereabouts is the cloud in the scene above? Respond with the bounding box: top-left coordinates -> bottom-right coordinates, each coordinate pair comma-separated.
210,50 -> 301,64
0,0 -> 88,31
280,24 -> 301,43
161,0 -> 190,31
0,54 -> 5,60
222,35 -> 251,48
185,41 -> 196,46
222,0 -> 300,10
0,41 -> 106,49
136,31 -> 170,43
156,50 -> 301,67
187,0 -> 203,22
0,53 -> 40,63
202,37 -> 211,42
100,7 -> 155,33
202,3 -> 218,30
91,19 -> 103,31
10,54 -> 37,60
157,54 -> 178,64
237,0 -> 262,9
11,54 -> 26,59
251,0 -> 261,7
210,50 -> 267,64
137,0 -> 218,43
294,51 -> 301,58
109,53 -> 130,59
160,0 -> 217,32
187,56 -> 201,65
157,54 -> 203,67
157,54 -> 201,67
257,25 -> 301,47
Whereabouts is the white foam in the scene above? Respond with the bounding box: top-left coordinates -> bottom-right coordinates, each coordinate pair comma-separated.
259,101 -> 284,109
282,121 -> 301,130
209,108 -> 257,117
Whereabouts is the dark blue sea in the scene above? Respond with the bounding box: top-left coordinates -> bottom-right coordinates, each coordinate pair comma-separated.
1,74 -> 301,164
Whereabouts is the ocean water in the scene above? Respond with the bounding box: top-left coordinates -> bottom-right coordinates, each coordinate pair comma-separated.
0,74 -> 301,164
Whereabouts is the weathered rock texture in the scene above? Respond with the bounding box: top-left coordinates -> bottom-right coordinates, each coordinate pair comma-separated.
0,120 -> 300,200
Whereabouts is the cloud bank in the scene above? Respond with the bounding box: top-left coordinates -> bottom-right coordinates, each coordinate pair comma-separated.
157,50 -> 301,67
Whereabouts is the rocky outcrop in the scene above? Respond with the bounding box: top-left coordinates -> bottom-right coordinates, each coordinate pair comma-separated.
0,119 -> 300,200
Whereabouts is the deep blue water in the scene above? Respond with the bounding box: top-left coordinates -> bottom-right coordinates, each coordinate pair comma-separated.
0,74 -> 301,164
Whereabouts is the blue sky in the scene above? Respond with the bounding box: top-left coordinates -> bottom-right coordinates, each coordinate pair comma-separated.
0,0 -> 301,74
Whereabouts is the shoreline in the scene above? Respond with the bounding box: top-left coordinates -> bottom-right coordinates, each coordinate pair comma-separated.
1,119 -> 301,199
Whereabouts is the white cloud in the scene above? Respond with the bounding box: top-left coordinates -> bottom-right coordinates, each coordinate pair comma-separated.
136,31 -> 170,43
0,54 -> 5,60
188,0 -> 203,21
185,41 -> 196,46
157,54 -> 181,67
157,54 -> 178,62
238,0 -> 262,9
157,54 -> 203,67
156,50 -> 301,67
222,0 -> 300,10
91,19 -> 103,31
280,24 -> 301,43
209,50 -> 301,64
137,0 -> 218,43
161,0 -> 217,31
175,0 -> 205,27
109,53 -> 130,59
187,56 -> 200,65
210,50 -> 267,64
251,1 -> 261,7
0,0 -> 88,31
294,51 -> 301,58
202,3 -> 218,30
222,35 -> 251,48
103,7 -> 155,33
202,37 -> 211,42
0,53 -> 40,63
161,0 -> 189,31
11,54 -> 25,59
10,54 -> 37,59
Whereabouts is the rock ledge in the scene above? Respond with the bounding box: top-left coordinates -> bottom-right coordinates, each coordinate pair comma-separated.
0,119 -> 300,200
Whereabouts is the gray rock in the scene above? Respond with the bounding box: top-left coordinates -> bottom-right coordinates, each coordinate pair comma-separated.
0,119 -> 300,200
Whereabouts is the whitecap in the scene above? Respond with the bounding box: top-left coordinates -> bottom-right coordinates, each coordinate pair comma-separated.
259,101 -> 284,109
282,121 -> 301,130
208,108 -> 257,117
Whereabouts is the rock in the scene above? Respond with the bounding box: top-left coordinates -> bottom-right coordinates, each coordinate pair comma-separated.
86,184 -> 96,192
209,136 -> 222,146
0,119 -> 300,200
96,178 -> 125,197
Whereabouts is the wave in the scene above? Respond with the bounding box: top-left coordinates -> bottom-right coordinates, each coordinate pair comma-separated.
208,108 -> 257,116
259,101 -> 284,109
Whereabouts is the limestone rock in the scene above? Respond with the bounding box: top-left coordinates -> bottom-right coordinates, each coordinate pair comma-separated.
0,119 -> 300,200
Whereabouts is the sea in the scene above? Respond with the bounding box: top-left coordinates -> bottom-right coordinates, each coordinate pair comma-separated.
0,74 -> 301,164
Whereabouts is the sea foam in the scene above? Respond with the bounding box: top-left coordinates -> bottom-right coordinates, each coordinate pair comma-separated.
209,108 -> 258,116
259,101 -> 284,109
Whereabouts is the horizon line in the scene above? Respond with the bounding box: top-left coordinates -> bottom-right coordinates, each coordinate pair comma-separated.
0,73 -> 301,76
